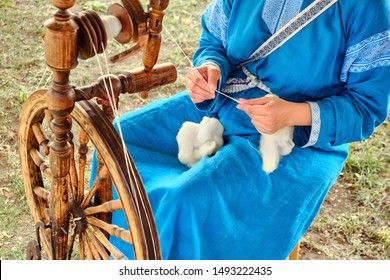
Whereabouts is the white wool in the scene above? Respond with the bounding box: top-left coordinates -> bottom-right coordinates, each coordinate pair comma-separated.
176,117 -> 224,167
176,94 -> 294,173
260,126 -> 294,173
259,94 -> 295,173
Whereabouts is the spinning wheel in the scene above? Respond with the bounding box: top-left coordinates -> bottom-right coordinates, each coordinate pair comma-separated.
19,90 -> 159,260
18,0 -> 177,260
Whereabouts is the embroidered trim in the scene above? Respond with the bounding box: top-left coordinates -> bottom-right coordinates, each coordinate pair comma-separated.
204,0 -> 228,49
340,30 -> 390,82
302,102 -> 321,148
223,67 -> 272,93
239,0 -> 337,68
278,0 -> 304,32
262,0 -> 285,34
262,0 -> 304,34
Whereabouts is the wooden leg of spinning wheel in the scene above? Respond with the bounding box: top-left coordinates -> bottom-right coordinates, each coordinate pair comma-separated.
288,241 -> 301,260
44,0 -> 78,260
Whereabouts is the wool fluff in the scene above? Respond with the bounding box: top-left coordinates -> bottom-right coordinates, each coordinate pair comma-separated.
176,117 -> 224,167
259,94 -> 295,174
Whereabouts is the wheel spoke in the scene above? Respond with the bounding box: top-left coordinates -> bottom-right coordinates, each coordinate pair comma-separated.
31,123 -> 49,156
29,148 -> 53,182
85,227 -> 110,260
85,233 -> 101,260
66,230 -> 77,260
68,128 -> 79,201
79,234 -> 85,260
81,165 -> 108,208
33,186 -> 50,201
87,224 -> 127,260
39,226 -> 53,260
77,129 -> 89,202
44,109 -> 53,126
82,233 -> 95,260
87,216 -> 132,244
84,199 -> 122,216
92,157 -> 113,224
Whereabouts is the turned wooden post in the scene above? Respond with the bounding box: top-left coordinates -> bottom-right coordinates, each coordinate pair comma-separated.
143,0 -> 169,71
139,0 -> 169,98
44,0 -> 78,260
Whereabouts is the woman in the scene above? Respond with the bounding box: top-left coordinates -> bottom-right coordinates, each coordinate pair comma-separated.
107,0 -> 390,259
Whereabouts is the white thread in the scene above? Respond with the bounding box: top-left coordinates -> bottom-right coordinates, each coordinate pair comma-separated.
101,43 -> 144,212
162,24 -> 241,104
42,71 -> 53,89
92,43 -> 142,217
101,15 -> 122,39
36,66 -> 49,88
33,61 -> 52,92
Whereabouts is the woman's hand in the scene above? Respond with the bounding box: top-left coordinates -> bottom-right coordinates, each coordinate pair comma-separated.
185,64 -> 221,104
236,96 -> 312,134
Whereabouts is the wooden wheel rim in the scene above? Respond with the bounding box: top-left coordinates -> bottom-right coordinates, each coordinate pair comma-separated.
18,89 -> 161,259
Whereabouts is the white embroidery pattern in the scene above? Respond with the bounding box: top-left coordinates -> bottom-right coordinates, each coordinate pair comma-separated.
204,0 -> 228,49
340,30 -> 390,82
262,0 -> 285,34
278,0 -> 305,31
262,0 -> 304,34
302,102 -> 321,148
223,67 -> 271,94
225,0 -> 337,93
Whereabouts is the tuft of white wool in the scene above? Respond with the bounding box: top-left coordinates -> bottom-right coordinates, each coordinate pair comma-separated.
176,117 -> 224,167
259,94 -> 295,173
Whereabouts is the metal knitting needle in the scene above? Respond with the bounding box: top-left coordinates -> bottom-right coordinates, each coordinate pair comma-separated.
163,25 -> 241,104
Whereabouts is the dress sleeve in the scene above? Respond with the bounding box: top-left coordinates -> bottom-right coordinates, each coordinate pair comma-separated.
300,0 -> 390,148
192,0 -> 233,111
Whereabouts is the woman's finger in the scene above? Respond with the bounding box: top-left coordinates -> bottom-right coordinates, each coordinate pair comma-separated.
236,103 -> 269,116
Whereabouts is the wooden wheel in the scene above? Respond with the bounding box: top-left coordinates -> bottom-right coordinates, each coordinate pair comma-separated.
18,89 -> 161,260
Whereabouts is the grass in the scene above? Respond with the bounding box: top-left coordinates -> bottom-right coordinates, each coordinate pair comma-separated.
301,123 -> 390,259
0,152 -> 33,260
0,0 -> 389,260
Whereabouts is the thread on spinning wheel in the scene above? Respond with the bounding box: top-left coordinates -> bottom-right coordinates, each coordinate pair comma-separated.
72,11 -> 108,59
91,42 -> 142,220
73,4 -> 133,60
102,16 -> 122,39
85,10 -> 104,54
105,3 -> 133,44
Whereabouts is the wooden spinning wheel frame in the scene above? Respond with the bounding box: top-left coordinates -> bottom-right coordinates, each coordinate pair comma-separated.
18,0 -> 177,260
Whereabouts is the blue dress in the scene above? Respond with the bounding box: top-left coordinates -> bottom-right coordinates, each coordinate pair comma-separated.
94,0 -> 390,259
